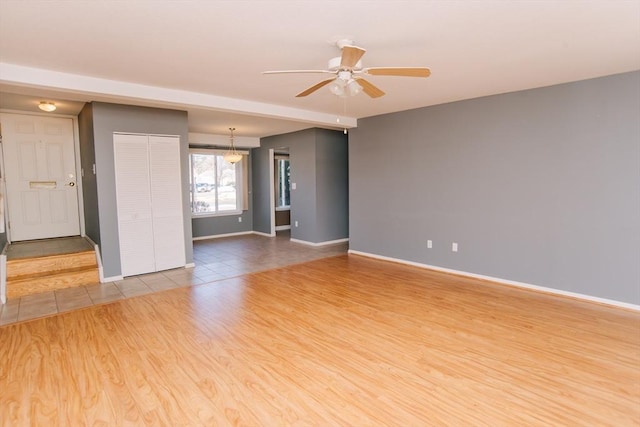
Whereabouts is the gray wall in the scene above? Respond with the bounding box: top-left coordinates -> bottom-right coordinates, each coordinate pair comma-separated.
78,104 -> 100,246
350,71 -> 640,305
315,129 -> 349,242
288,130 -> 318,242
192,211 -> 252,238
255,128 -> 349,243
79,102 -> 193,278
251,142 -> 275,234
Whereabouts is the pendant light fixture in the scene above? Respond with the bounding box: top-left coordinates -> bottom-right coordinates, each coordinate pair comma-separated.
223,127 -> 242,164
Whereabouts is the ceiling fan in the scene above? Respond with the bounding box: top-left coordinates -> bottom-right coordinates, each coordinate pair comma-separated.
263,39 -> 431,98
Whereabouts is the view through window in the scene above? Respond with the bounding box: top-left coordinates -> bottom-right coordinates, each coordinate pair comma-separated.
190,150 -> 241,215
276,156 -> 290,208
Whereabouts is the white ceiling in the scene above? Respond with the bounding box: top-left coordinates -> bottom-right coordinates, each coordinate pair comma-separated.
1,0 -> 639,138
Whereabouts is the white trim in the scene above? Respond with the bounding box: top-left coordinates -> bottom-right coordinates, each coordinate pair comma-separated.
72,117 -> 86,237
113,131 -> 180,138
194,232 -> 347,242
268,149 -> 275,236
189,133 -> 260,148
84,236 -> 104,283
348,250 -> 640,312
0,141 -> 6,236
102,275 -> 124,283
275,225 -> 291,231
184,263 -> 195,268
0,63 -> 358,129
0,251 -> 6,305
253,230 -> 275,238
0,109 -> 78,120
189,147 -> 249,156
193,231 -> 254,241
191,211 -> 243,219
291,237 -> 349,247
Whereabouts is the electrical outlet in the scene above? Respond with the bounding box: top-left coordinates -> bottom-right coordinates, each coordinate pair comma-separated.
452,242 -> 458,252
295,221 -> 299,227
238,217 -> 242,223
427,240 -> 432,249
291,182 -> 297,190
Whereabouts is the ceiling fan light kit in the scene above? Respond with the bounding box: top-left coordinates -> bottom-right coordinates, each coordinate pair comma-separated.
263,39 -> 431,99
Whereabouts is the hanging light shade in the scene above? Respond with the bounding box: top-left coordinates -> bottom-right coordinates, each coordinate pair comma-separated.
223,127 -> 242,164
347,79 -> 363,96
38,101 -> 56,112
329,79 -> 346,97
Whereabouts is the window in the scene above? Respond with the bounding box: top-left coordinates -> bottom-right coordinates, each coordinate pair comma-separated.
275,156 -> 290,208
189,149 -> 243,215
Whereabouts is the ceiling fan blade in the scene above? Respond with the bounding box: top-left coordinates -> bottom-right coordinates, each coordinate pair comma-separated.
340,45 -> 366,69
263,70 -> 334,75
364,67 -> 431,77
355,78 -> 385,98
296,78 -> 336,97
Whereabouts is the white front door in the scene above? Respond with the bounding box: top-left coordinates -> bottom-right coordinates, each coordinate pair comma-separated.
1,113 -> 80,241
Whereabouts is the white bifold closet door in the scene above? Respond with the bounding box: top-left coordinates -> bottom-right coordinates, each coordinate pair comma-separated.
114,134 -> 186,277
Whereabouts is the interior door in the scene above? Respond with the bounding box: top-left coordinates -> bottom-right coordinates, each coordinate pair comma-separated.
113,134 -> 185,277
148,136 -> 185,271
114,134 -> 155,276
1,113 -> 80,241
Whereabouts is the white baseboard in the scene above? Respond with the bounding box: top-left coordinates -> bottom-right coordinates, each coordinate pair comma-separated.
184,263 -> 195,268
275,225 -> 291,231
291,237 -> 349,247
103,275 -> 124,283
348,249 -> 640,312
83,236 -> 105,283
193,231 -> 285,240
253,231 -> 275,237
0,253 -> 6,305
193,231 -> 254,241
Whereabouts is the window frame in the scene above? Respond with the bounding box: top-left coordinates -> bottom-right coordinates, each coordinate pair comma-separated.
189,148 -> 245,218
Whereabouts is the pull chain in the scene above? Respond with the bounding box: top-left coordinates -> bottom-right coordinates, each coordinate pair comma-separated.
342,96 -> 348,134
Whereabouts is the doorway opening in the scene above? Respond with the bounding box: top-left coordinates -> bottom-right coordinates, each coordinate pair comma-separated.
274,149 -> 291,234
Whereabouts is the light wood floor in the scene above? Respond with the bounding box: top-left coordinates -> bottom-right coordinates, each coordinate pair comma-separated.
0,231 -> 347,325
1,255 -> 638,425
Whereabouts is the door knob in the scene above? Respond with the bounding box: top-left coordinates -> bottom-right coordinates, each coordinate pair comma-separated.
67,182 -> 76,187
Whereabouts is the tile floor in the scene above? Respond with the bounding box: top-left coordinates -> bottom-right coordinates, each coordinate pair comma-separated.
6,236 -> 94,260
0,231 -> 348,326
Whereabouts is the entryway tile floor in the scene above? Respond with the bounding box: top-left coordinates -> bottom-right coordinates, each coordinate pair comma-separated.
6,236 -> 94,260
0,231 -> 348,326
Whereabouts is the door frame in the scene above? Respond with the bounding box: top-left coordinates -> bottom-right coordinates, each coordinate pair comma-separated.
268,148 -> 276,236
0,109 -> 86,243
273,150 -> 291,232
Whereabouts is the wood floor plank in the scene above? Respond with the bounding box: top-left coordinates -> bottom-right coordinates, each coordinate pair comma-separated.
0,254 -> 638,425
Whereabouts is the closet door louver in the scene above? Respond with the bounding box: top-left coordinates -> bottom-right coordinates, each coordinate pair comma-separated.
113,134 -> 185,277
149,136 -> 186,271
114,135 -> 155,276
